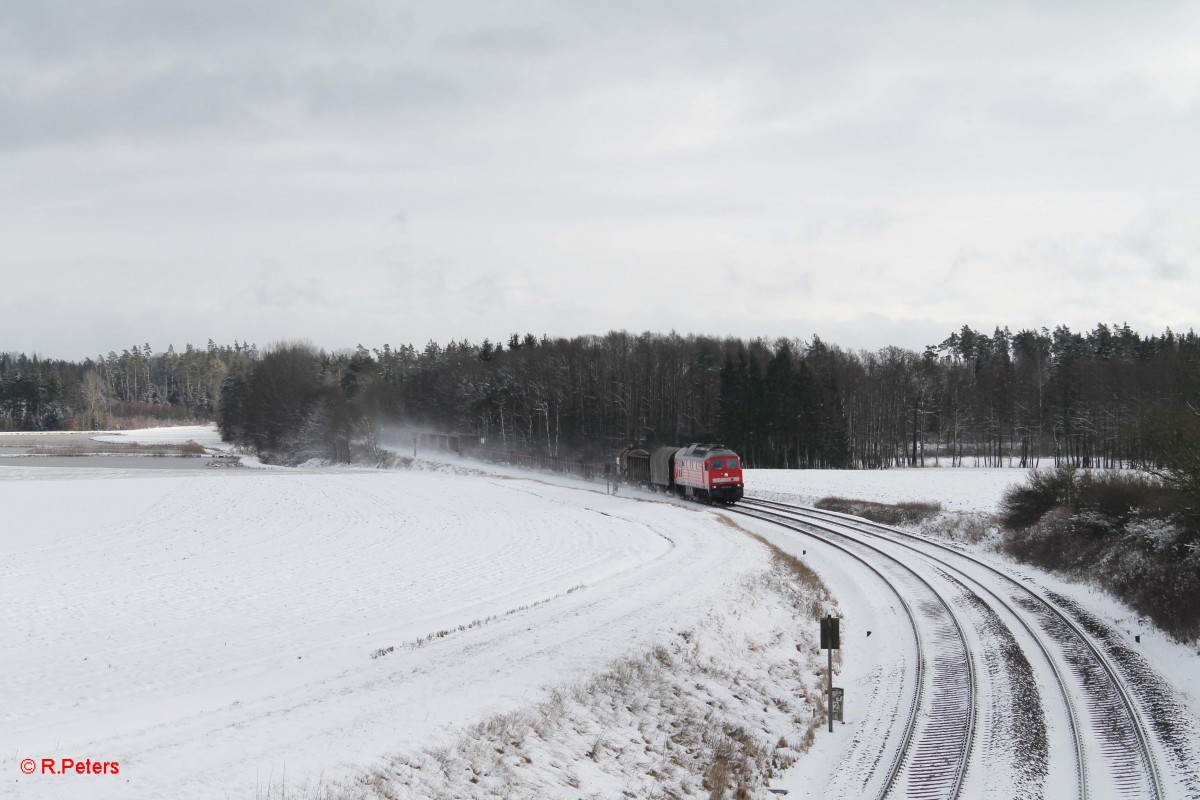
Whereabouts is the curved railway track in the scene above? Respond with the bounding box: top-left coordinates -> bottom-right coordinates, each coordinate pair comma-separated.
738,501 -> 977,799
731,497 -> 1174,800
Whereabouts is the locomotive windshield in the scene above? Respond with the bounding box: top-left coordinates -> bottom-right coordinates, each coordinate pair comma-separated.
709,459 -> 723,469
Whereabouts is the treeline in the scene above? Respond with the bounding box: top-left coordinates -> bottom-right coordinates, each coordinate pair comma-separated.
217,333 -> 778,464
213,323 -> 1199,469
734,324 -> 1200,470
0,341 -> 252,431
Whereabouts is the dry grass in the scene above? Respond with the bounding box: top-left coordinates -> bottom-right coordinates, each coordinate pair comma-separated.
922,511 -> 997,544
25,440 -> 208,457
814,496 -> 942,527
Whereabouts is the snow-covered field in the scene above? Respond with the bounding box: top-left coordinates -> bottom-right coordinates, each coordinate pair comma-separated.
747,466 -> 1027,513
89,424 -> 231,450
4,428 -> 1197,799
1,435 -> 813,799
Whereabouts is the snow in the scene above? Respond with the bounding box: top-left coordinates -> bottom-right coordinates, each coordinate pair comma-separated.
744,467 -> 1198,713
0,457 -> 774,799
741,466 -> 1200,799
747,466 -> 1026,513
363,554 -> 833,799
4,436 -> 1196,799
990,553 -> 1200,722
90,424 -> 232,450
734,512 -> 915,799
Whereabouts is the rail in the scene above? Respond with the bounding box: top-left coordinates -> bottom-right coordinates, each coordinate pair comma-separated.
731,503 -> 977,800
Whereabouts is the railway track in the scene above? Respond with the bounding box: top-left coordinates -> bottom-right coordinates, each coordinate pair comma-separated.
731,501 -> 977,800
731,497 -> 1178,800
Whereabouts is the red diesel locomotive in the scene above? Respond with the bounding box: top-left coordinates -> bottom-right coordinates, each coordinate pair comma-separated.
673,443 -> 745,503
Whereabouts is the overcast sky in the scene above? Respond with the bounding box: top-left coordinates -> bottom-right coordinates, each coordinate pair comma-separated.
2,1 -> 1198,359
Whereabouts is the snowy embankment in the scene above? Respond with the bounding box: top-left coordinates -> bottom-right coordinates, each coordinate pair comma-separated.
1,439 -> 829,800
354,529 -> 833,800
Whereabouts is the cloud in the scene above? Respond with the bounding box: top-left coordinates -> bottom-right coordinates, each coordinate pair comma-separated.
1124,235 -> 1190,281
437,24 -> 555,57
2,1 -> 1198,358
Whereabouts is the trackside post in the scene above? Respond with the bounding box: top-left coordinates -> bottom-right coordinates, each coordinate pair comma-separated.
821,616 -> 840,732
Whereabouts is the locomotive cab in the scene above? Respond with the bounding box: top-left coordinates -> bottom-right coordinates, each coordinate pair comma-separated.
703,452 -> 744,503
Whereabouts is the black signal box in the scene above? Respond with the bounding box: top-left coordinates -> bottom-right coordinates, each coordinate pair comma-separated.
821,616 -> 840,650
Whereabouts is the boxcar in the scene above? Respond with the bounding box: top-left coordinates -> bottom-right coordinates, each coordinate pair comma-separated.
648,445 -> 678,491
620,448 -> 651,486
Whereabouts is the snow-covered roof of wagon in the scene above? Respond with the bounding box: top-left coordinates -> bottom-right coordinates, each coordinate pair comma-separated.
678,443 -> 738,458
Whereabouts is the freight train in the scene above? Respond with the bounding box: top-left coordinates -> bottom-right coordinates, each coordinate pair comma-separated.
619,443 -> 745,504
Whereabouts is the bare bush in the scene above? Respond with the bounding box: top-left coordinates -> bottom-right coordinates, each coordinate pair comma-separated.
998,468 -> 1200,642
999,465 -> 1078,528
1097,524 -> 1200,641
1000,467 -> 1176,531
